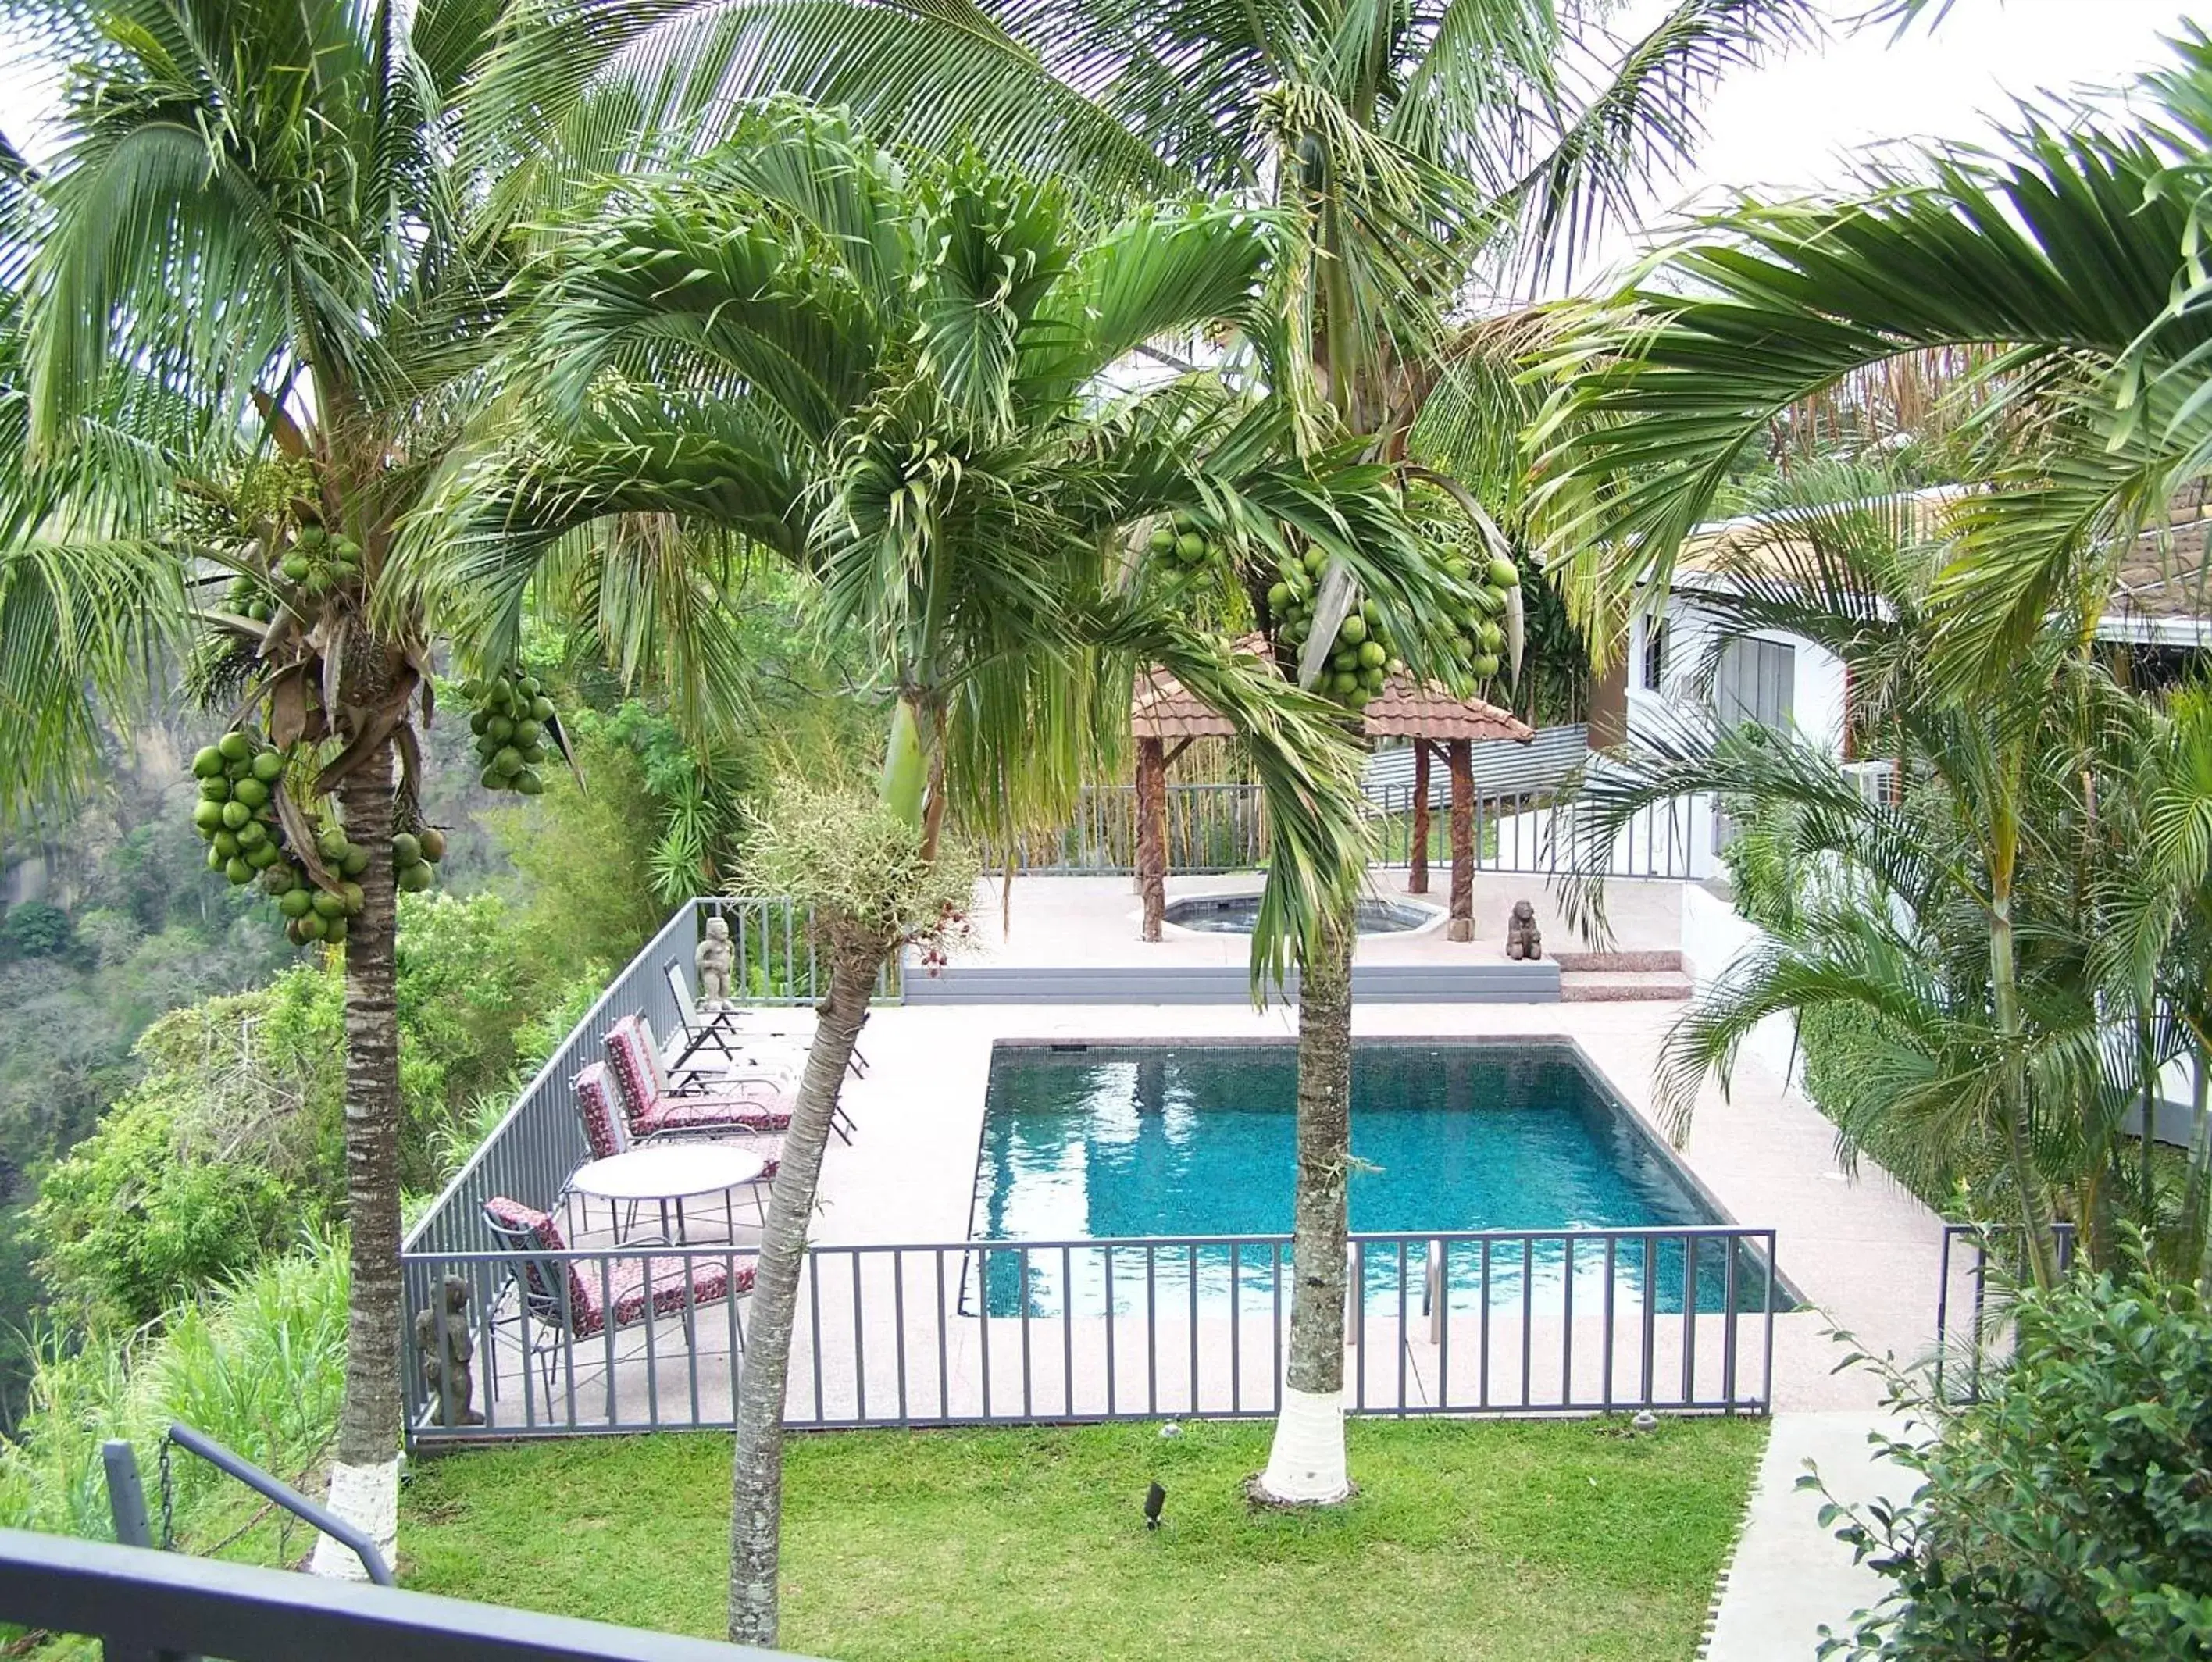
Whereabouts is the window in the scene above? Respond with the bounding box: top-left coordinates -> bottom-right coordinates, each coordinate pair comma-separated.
1714,637 -> 1794,732
1639,619 -> 1668,692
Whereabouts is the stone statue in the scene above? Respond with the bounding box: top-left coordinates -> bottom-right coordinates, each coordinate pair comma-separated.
695,914 -> 736,1008
415,1275 -> 483,1427
1504,899 -> 1543,961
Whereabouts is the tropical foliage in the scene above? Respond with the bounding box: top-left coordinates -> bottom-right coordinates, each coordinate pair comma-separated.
1814,1246 -> 2212,1660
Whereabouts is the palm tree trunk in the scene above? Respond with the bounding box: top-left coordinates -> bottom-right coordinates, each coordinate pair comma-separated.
312,736 -> 402,1576
729,947 -> 879,1646
1138,738 -> 1167,940
1258,907 -> 1354,1504
1989,892 -> 2060,1287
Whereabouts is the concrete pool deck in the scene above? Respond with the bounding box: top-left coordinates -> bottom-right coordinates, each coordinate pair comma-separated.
803,986 -> 1946,1413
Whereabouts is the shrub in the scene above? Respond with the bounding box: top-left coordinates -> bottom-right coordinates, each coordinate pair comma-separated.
1817,1250 -> 2212,1658
0,901 -> 73,960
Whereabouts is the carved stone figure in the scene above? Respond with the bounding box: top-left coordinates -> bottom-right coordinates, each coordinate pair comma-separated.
414,1275 -> 483,1427
1504,899 -> 1543,961
695,914 -> 736,1008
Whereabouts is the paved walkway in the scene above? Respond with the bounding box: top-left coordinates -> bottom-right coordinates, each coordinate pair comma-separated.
1705,1412 -> 1914,1660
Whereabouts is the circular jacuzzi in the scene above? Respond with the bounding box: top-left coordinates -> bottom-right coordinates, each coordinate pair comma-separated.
1161,894 -> 1440,935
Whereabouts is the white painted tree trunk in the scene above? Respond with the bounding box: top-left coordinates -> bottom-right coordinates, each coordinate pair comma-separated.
308,1457 -> 398,1579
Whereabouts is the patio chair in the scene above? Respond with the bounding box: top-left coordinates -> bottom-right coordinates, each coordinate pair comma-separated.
573,1061 -> 780,1239
661,958 -> 869,1085
605,1015 -> 812,1143
630,1010 -> 854,1145
480,1196 -> 755,1403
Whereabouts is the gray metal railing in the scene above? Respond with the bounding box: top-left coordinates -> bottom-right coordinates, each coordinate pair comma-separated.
979,781 -> 1696,879
402,898 -> 879,1266
1932,1221 -> 2078,1403
0,1526 -> 806,1660
401,1225 -> 1782,1443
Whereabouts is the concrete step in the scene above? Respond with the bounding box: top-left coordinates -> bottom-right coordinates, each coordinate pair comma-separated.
903,960 -> 1561,1004
1557,969 -> 1693,1003
1551,948 -> 1684,973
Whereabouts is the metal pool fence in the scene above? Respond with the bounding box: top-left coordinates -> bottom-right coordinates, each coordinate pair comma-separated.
401,1225 -> 1781,1443
401,897 -> 883,1267
1932,1221 -> 2078,1403
977,781 -> 1695,879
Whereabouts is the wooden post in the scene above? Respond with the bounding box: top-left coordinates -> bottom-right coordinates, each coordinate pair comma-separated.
1408,741 -> 1431,894
1137,737 -> 1167,942
1448,739 -> 1474,943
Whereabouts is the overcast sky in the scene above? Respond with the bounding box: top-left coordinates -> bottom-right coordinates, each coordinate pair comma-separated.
0,0 -> 2191,283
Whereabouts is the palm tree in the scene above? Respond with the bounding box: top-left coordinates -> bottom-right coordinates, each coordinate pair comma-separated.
1550,466 -> 2212,1288
0,0 -> 733,1563
397,105 -> 1466,1642
1529,29 -> 2212,682
462,0 -> 1821,1507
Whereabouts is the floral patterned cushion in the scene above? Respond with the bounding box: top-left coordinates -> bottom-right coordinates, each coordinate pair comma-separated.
573,1063 -> 631,1161
483,1196 -> 757,1338
606,1015 -> 792,1133
637,1097 -> 792,1136
482,1196 -> 594,1319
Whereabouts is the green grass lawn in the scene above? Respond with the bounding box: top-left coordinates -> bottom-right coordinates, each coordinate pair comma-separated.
401,1416 -> 1765,1661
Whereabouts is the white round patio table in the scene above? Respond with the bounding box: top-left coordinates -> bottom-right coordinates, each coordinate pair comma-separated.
570,1144 -> 768,1243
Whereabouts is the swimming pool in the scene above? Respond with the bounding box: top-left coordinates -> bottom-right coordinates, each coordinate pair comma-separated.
1162,893 -> 1439,934
970,1041 -> 1779,1317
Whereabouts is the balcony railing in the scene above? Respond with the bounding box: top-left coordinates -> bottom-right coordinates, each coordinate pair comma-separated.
0,1526 -> 807,1660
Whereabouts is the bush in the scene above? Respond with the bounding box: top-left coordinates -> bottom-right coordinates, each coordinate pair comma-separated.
0,1234 -> 347,1555
0,901 -> 73,960
1818,1250 -> 2212,1658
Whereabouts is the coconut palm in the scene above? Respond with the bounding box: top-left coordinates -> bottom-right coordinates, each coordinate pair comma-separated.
396,105 -> 1472,1642
0,0 -> 741,1561
1529,29 -> 2212,682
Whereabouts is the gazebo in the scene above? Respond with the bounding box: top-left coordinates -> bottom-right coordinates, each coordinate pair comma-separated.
1130,660 -> 1240,940
1131,654 -> 1535,943
1361,676 -> 1535,941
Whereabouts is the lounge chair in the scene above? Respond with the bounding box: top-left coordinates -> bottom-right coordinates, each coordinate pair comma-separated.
573,1061 -> 781,1238
480,1195 -> 755,1403
661,958 -> 869,1086
605,1015 -> 805,1143
630,1011 -> 855,1145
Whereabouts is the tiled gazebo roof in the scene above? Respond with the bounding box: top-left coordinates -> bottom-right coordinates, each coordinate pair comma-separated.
1133,646 -> 1536,744
1362,676 -> 1535,744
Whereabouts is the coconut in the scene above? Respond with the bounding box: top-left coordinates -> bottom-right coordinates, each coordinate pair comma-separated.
233,778 -> 269,810
493,746 -> 524,778
418,827 -> 447,863
487,715 -> 515,744
192,746 -> 225,779
1148,526 -> 1176,554
323,918 -> 349,946
235,822 -> 267,851
311,890 -> 347,921
391,833 -> 422,868
278,888 -> 314,918
339,847 -> 370,878
192,801 -> 226,835
224,857 -> 255,886
217,733 -> 252,763
1303,548 -> 1329,576
1337,613 -> 1368,645
1487,556 -> 1520,589
298,912 -> 328,943
1470,652 -> 1500,679
519,744 -> 546,766
316,827 -> 350,862
1358,640 -> 1386,669
516,769 -> 544,796
251,751 -> 285,783
246,843 -> 282,870
198,777 -> 232,803
399,861 -> 435,892
340,881 -> 365,915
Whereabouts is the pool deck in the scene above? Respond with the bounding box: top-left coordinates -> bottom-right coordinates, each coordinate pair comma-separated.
806,986 -> 1943,1413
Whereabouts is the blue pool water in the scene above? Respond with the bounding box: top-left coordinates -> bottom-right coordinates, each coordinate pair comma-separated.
971,1043 -> 1778,1318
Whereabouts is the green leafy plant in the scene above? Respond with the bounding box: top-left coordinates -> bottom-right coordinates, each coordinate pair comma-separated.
1814,1246 -> 2212,1658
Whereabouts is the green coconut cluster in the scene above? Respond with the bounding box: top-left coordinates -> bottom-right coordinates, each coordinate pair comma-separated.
1261,549 -> 1403,712
1442,552 -> 1522,683
189,732 -> 445,946
223,522 -> 365,623
460,668 -> 561,796
1146,515 -> 1218,570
